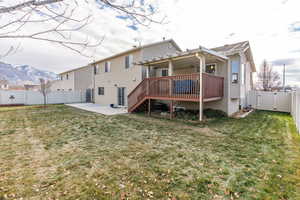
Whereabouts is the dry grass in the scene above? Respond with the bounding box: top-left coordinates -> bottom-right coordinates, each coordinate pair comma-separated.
0,105 -> 299,199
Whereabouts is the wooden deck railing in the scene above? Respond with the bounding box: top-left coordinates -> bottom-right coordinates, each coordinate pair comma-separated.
203,73 -> 224,99
128,73 -> 224,112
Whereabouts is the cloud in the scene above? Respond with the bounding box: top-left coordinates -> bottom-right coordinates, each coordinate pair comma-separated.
272,58 -> 299,66
289,22 -> 300,32
290,49 -> 300,53
0,0 -> 299,88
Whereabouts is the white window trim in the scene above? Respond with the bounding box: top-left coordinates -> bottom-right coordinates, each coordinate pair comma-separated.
125,54 -> 133,70
205,63 -> 217,74
104,61 -> 111,73
161,69 -> 169,77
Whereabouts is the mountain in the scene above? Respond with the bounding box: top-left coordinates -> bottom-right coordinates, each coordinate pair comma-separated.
0,62 -> 58,84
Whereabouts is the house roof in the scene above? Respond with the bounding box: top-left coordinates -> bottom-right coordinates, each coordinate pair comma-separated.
0,80 -> 8,85
212,41 -> 256,72
211,41 -> 249,55
59,39 -> 181,75
90,39 -> 181,65
137,46 -> 228,66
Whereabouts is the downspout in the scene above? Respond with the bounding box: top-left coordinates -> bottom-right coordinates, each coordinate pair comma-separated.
196,53 -> 205,121
93,62 -> 96,104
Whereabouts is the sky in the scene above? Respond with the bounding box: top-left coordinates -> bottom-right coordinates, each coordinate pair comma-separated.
1,0 -> 300,86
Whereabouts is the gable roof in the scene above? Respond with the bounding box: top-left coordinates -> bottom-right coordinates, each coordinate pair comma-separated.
212,41 -> 256,72
90,39 -> 181,65
211,41 -> 249,55
137,46 -> 228,66
59,39 -> 181,75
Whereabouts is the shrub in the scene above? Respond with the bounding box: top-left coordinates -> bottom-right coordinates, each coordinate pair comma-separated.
203,108 -> 227,118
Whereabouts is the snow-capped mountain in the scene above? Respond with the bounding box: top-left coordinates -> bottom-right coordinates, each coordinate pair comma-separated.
0,62 -> 58,84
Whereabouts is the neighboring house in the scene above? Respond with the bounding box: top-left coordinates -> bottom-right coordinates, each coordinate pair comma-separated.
0,80 -> 9,90
53,65 -> 94,94
92,39 -> 181,106
8,85 -> 25,90
24,84 -> 40,91
129,41 -> 256,119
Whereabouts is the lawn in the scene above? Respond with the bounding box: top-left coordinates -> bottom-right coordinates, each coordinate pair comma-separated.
0,105 -> 300,199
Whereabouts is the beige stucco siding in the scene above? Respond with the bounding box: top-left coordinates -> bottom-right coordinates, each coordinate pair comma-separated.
227,98 -> 240,115
141,41 -> 180,79
203,61 -> 229,114
141,41 -> 179,60
94,50 -> 142,106
74,66 -> 94,91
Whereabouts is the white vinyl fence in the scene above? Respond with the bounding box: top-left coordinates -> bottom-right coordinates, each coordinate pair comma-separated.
291,88 -> 300,133
248,90 -> 291,112
0,90 -> 86,105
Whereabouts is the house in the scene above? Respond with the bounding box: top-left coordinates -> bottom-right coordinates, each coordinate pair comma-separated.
58,39 -> 255,120
0,80 -> 9,90
92,39 -> 181,106
24,84 -> 40,91
8,85 -> 25,90
54,65 -> 94,93
23,81 -> 40,91
129,41 -> 256,119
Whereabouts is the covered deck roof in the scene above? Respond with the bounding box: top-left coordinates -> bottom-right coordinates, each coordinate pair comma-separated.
136,46 -> 228,67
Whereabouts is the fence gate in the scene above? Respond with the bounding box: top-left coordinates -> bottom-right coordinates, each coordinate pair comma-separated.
248,91 -> 291,113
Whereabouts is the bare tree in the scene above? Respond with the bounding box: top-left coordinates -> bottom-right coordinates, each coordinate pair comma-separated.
0,0 -> 163,57
257,60 -> 281,91
39,78 -> 51,107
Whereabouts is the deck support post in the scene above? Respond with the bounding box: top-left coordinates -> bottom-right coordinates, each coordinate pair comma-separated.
148,99 -> 151,116
146,66 -> 150,78
196,53 -> 205,121
170,100 -> 174,119
168,60 -> 174,76
168,60 -> 174,97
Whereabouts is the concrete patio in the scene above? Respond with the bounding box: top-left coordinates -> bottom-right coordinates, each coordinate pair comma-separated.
66,103 -> 128,115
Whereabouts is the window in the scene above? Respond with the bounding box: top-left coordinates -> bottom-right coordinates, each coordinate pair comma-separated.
94,65 -> 98,75
98,87 -> 104,95
125,55 -> 133,69
205,64 -> 216,74
57,89 -> 60,91
161,69 -> 168,77
60,75 -> 63,80
66,74 -> 69,80
105,62 -> 111,73
232,73 -> 238,84
231,60 -> 239,84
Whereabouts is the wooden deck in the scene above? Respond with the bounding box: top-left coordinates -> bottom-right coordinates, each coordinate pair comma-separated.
128,73 -> 224,113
